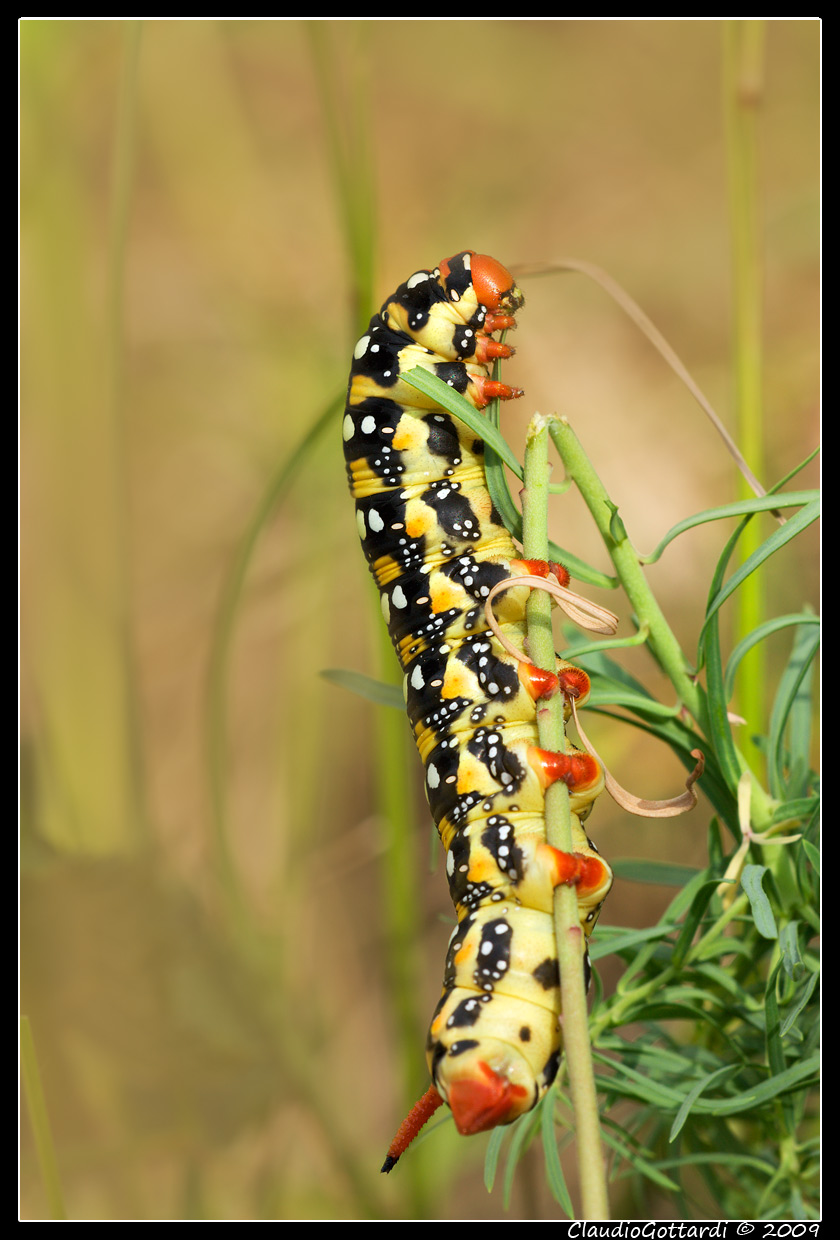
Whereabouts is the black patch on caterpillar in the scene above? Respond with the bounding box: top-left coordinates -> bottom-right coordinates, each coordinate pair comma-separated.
542,1050 -> 562,1089
445,995 -> 491,1030
439,252 -> 474,302
473,918 -> 513,990
419,479 -> 484,544
351,324 -> 412,388
481,815 -> 525,882
519,1026 -> 532,1043
447,1039 -> 481,1059
432,360 -> 471,395
532,958 -> 561,991
445,838 -> 496,912
466,727 -> 526,791
423,412 -> 463,464
382,270 -> 445,332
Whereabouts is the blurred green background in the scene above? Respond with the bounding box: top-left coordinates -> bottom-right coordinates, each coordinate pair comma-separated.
20,19 -> 818,1220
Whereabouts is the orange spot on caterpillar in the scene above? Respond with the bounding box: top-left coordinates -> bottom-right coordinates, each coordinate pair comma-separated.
518,662 -> 560,702
510,558 -> 571,588
529,747 -> 601,794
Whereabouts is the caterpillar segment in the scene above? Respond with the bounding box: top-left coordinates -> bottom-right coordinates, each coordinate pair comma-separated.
342,251 -> 613,1169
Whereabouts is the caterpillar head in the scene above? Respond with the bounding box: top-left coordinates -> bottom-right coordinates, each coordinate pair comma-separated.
439,251 -> 525,329
379,251 -> 525,365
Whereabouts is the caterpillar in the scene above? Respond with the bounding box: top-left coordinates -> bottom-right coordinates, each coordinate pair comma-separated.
342,251 -> 614,1168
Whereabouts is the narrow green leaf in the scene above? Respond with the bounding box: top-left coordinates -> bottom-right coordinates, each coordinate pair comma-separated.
764,961 -> 786,1077
600,1128 -> 681,1192
779,971 -> 818,1037
671,879 -> 720,968
483,1126 -> 506,1194
767,623 -> 820,799
698,499 -> 820,647
609,859 -> 701,887
740,864 -> 778,939
724,611 -> 820,700
502,1105 -> 543,1208
801,839 -> 820,875
541,1094 -> 574,1215
644,490 -> 818,564
700,607 -> 742,792
703,1054 -> 819,1115
669,1065 -> 741,1140
588,923 -> 676,961
770,796 -> 819,826
778,922 -> 804,976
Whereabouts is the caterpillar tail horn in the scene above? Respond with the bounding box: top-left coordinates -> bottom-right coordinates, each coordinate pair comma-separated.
381,1086 -> 444,1173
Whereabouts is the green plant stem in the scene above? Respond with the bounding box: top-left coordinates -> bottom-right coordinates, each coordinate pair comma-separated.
549,418 -> 703,722
521,416 -> 611,1221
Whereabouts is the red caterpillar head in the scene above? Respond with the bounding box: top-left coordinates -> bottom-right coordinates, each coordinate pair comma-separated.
439,250 -> 525,329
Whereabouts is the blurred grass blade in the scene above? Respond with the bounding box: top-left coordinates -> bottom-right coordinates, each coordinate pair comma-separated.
206,396 -> 341,923
321,667 -> 403,710
21,1017 -> 66,1220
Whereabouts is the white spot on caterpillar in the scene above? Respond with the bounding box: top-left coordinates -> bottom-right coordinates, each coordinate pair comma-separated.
342,414 -> 354,441
446,851 -> 454,877
380,593 -> 390,623
427,763 -> 440,789
411,664 -> 424,690
355,509 -> 366,538
353,335 -> 370,359
392,585 -> 407,609
360,415 -> 376,435
368,509 -> 384,532
407,271 -> 431,289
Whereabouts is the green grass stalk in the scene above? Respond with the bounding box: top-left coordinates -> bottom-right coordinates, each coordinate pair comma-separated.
21,1017 -> 66,1220
724,20 -> 768,762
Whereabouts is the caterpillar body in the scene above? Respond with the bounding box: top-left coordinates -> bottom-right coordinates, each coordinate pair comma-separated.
342,251 -> 613,1164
